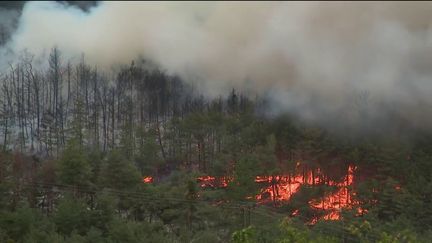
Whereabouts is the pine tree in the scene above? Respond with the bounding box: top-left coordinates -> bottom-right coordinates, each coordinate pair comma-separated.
57,139 -> 91,187
99,149 -> 141,191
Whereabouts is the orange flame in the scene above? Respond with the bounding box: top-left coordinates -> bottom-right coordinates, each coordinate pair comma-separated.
197,176 -> 229,188
143,165 -> 364,223
143,176 -> 153,183
308,165 -> 357,221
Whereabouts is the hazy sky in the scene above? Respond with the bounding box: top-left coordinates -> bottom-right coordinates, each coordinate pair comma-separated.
2,1 -> 432,130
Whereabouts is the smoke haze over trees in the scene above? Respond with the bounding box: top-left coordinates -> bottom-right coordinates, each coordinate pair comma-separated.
2,2 -> 432,131
0,2 -> 432,242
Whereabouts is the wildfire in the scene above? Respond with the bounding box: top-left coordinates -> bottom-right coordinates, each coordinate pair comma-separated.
197,176 -> 229,188
255,175 -> 305,202
144,165 -> 363,223
308,165 -> 357,220
143,176 -> 153,183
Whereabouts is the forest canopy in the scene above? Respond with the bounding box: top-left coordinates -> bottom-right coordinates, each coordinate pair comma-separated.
1,2 -> 432,243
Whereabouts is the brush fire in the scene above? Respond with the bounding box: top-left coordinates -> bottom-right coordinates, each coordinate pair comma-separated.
143,163 -> 365,223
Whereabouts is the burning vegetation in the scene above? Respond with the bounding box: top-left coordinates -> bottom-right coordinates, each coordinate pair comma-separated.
1,2 -> 432,242
144,163 -> 365,223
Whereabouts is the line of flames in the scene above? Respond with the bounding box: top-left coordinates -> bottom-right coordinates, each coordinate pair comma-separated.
143,165 -> 364,222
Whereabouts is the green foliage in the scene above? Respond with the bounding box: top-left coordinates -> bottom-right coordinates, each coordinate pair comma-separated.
2,85 -> 432,242
70,97 -> 85,146
135,128 -> 161,175
89,192 -> 118,232
119,123 -> 135,160
57,139 -> 91,186
278,218 -> 339,243
227,156 -> 261,201
99,149 -> 141,190
54,196 -> 89,236
107,218 -> 169,243
232,226 -> 257,243
278,218 -> 310,243
0,203 -> 39,241
0,203 -> 55,243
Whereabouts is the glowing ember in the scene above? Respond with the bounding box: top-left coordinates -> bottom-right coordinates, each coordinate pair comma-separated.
197,176 -> 216,188
197,176 -> 229,188
143,176 -> 153,183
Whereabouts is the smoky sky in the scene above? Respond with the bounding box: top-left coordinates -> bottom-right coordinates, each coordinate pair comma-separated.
0,1 -> 98,11
2,1 -> 432,132
0,1 -> 98,43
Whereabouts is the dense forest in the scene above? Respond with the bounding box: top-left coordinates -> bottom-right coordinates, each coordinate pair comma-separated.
0,48 -> 431,242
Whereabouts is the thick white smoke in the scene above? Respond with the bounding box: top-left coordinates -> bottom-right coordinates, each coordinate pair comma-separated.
0,7 -> 20,43
3,1 -> 432,129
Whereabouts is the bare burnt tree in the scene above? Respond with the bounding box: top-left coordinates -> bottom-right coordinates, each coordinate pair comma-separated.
0,48 -> 257,176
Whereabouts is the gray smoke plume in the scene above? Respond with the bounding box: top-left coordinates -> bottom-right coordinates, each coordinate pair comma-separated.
0,6 -> 20,44
2,1 -> 432,131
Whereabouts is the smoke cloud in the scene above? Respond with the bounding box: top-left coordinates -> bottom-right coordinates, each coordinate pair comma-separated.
3,1 -> 432,131
0,6 -> 20,44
